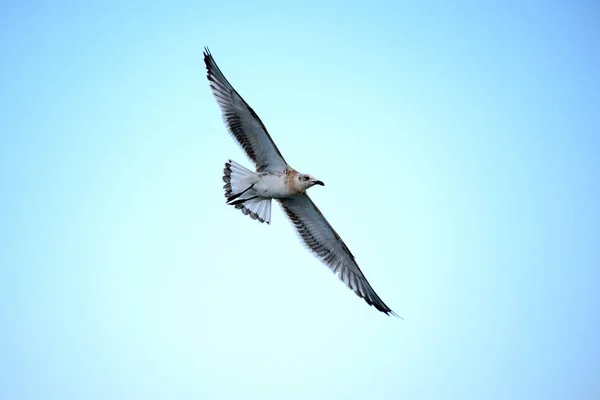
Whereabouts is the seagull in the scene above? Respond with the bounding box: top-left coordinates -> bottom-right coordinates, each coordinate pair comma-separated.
204,48 -> 399,317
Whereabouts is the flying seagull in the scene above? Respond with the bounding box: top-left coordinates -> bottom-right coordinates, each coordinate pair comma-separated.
204,48 -> 398,317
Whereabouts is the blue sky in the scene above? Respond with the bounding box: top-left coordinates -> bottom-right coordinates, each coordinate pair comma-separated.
1,1 -> 599,399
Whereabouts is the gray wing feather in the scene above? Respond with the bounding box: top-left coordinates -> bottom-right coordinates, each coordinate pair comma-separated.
204,48 -> 288,172
278,195 -> 398,316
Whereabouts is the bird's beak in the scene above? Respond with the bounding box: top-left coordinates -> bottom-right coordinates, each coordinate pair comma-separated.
313,180 -> 325,186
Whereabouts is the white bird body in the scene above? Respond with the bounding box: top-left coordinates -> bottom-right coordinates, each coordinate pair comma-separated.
204,48 -> 399,317
253,172 -> 295,198
241,170 -> 317,198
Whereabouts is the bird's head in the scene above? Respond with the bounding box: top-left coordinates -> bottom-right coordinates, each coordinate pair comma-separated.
297,173 -> 325,192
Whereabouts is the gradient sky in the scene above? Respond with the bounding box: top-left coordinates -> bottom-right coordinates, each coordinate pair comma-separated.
1,1 -> 599,399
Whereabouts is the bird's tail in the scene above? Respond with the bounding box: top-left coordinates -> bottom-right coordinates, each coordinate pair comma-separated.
222,160 -> 272,224
223,159 -> 253,199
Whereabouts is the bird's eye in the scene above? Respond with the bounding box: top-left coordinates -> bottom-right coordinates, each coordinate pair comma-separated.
303,175 -> 310,181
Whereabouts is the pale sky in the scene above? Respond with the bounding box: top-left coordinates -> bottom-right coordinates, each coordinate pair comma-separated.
1,1 -> 599,399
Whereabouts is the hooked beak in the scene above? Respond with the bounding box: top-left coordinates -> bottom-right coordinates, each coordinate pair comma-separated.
313,180 -> 325,186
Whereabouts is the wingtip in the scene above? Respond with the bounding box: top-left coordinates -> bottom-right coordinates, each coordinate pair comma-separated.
389,310 -> 404,320
379,305 -> 403,319
203,47 -> 215,80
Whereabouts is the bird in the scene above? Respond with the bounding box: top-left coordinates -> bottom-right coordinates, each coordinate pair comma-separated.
204,48 -> 399,317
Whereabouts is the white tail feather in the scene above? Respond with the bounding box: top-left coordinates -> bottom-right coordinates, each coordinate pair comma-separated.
223,159 -> 272,224
223,159 -> 253,196
240,197 -> 272,224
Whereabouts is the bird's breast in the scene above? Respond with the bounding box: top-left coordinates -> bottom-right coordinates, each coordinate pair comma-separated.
255,173 -> 293,198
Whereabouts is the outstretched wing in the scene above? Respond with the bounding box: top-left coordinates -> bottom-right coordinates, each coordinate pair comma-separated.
278,195 -> 399,316
204,48 -> 288,172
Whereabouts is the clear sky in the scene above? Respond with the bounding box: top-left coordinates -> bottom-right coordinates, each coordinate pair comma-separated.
1,1 -> 599,399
